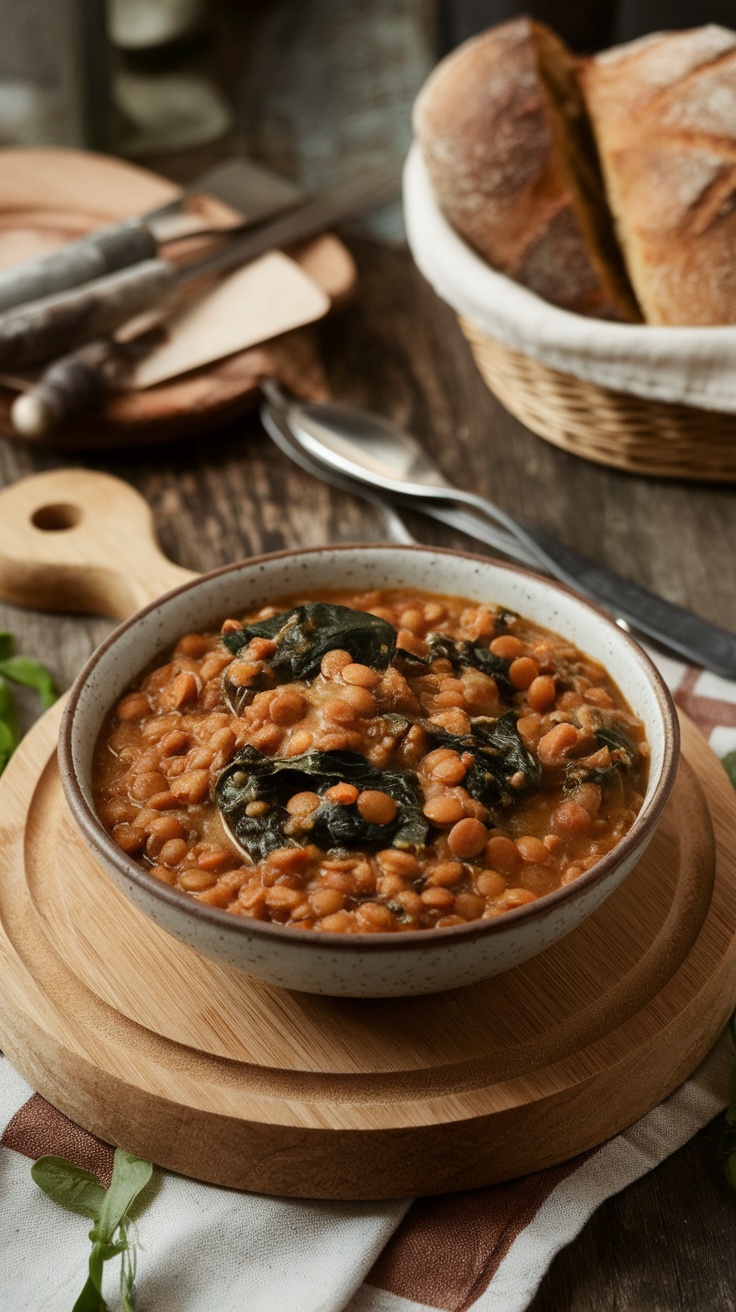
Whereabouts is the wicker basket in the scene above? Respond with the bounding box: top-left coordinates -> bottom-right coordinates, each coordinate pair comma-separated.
458,317 -> 736,483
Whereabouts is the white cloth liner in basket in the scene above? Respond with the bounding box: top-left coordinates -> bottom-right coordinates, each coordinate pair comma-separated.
404,142 -> 736,415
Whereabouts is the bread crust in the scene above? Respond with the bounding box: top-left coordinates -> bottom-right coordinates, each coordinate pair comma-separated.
413,17 -> 637,321
580,25 -> 736,325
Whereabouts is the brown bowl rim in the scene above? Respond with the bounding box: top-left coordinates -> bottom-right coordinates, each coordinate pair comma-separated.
59,542 -> 680,955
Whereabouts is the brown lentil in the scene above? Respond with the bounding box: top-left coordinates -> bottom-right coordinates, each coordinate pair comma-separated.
324,782 -> 360,805
516,835 -> 550,865
357,790 -> 397,825
448,817 -> 489,859
423,795 -> 465,825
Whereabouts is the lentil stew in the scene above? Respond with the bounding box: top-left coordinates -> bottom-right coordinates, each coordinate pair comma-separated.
93,588 -> 649,933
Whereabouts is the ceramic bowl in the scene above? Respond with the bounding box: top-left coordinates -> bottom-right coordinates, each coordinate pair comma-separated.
60,545 -> 679,997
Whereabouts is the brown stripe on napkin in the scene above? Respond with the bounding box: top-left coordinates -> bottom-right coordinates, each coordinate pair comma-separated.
674,669 -> 736,735
365,1153 -> 593,1312
1,1093 -> 115,1186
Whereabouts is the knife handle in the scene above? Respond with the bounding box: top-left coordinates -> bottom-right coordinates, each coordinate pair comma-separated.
0,218 -> 159,314
9,325 -> 168,440
0,259 -> 175,371
10,339 -> 125,439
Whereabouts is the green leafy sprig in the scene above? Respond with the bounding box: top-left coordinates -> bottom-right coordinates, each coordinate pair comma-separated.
31,1148 -> 153,1311
0,631 -> 57,775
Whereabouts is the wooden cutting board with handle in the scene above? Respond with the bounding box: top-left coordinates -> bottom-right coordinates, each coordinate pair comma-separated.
0,468 -> 735,1199
0,149 -> 357,449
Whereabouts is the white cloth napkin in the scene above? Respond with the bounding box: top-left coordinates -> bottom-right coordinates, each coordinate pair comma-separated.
1,649 -> 734,1311
403,142 -> 736,414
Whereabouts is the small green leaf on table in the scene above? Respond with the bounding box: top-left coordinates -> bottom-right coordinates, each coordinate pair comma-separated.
31,1148 -> 153,1311
0,654 -> 57,709
722,750 -> 736,792
30,1156 -> 107,1220
0,633 -> 56,778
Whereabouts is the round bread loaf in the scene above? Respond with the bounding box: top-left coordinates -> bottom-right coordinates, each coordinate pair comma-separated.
579,25 -> 736,326
413,17 -> 638,321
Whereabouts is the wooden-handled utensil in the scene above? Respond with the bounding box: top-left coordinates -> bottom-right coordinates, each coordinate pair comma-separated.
0,165 -> 398,386
0,157 -> 304,315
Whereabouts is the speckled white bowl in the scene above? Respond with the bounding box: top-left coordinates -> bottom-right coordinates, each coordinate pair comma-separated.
60,545 -> 679,997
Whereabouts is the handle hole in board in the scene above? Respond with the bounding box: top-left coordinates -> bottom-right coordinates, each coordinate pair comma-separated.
31,503 -> 83,532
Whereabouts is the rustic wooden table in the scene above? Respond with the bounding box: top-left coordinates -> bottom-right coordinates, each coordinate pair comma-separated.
2,0 -> 736,1306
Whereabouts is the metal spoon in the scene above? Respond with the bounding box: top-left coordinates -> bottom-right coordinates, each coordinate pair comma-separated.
261,398 -> 540,566
262,381 -> 736,677
261,401 -> 415,545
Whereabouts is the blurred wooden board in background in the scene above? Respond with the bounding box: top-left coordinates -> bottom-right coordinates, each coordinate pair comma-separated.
0,148 -> 357,449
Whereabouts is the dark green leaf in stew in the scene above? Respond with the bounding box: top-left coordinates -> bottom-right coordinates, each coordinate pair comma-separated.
396,632 -> 516,699
222,604 -> 397,681
564,723 -> 639,792
422,711 -> 542,811
216,747 -> 429,861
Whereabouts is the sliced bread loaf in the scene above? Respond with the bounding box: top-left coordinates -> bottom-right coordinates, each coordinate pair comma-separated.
580,25 -> 736,325
414,18 -> 639,321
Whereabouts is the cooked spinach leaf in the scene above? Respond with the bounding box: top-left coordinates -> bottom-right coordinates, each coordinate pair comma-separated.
564,761 -> 620,791
593,724 -> 637,761
216,746 -> 428,860
222,604 -> 397,681
423,711 -> 541,811
564,723 -> 638,792
396,632 -> 515,698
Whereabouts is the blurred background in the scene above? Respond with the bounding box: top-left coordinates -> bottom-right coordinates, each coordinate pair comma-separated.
0,0 -> 728,203
442,0 -> 736,49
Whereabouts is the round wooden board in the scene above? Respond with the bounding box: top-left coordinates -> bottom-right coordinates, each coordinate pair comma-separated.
0,148 -> 355,449
0,706 -> 734,1200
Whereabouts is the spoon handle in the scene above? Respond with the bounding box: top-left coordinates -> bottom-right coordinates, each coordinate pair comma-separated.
417,504 -> 540,567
